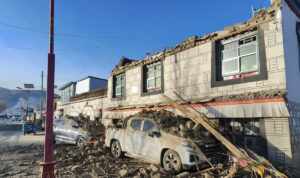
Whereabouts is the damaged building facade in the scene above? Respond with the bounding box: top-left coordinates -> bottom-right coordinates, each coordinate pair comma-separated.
56,0 -> 300,169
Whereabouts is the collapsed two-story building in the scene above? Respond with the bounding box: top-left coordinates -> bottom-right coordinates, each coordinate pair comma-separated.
56,0 -> 300,168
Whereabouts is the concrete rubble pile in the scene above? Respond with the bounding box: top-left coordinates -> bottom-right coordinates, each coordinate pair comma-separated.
131,109 -> 211,140
66,114 -> 105,135
54,137 -> 185,177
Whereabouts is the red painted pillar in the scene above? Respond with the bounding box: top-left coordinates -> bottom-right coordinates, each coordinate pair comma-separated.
41,0 -> 55,177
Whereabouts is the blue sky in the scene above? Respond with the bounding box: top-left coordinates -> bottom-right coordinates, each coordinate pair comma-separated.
0,0 -> 270,93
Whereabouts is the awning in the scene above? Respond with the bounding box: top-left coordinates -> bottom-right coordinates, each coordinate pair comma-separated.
104,97 -> 290,119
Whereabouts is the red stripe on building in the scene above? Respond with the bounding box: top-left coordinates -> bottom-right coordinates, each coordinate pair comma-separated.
105,96 -> 285,113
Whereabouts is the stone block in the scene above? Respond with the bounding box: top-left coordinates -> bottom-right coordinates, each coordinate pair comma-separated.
263,71 -> 286,86
266,44 -> 284,59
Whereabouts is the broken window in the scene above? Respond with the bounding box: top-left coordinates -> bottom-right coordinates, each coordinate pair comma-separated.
221,33 -> 259,80
113,73 -> 125,98
145,62 -> 162,93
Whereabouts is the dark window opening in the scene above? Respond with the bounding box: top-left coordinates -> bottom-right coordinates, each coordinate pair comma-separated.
113,73 -> 125,98
218,118 -> 267,157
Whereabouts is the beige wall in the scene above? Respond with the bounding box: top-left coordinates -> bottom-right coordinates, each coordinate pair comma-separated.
106,18 -> 286,109
55,97 -> 106,121
260,117 -> 292,167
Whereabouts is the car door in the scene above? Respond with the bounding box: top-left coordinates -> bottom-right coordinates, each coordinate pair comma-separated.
62,120 -> 79,143
140,120 -> 161,161
54,119 -> 66,141
124,118 -> 144,156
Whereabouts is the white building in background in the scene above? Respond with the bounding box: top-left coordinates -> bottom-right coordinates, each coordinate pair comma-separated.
59,82 -> 76,104
75,76 -> 107,95
59,76 -> 108,104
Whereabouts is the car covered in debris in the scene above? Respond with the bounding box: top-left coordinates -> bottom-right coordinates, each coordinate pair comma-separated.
105,116 -> 221,172
53,118 -> 94,145
12,114 -> 23,122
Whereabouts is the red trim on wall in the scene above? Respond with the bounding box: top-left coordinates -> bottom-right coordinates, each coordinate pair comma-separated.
105,96 -> 285,113
94,109 -> 102,112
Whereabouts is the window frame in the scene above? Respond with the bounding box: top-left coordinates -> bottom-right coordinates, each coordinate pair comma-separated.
141,61 -> 164,96
113,73 -> 126,99
220,32 -> 260,78
211,28 -> 268,87
146,62 -> 162,91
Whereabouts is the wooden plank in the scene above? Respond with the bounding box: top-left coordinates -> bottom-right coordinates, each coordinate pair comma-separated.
161,94 -> 247,159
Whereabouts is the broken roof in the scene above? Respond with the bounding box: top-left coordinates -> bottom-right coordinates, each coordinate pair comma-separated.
111,0 -> 282,76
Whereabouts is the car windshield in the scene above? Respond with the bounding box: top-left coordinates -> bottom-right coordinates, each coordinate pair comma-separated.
54,119 -> 65,126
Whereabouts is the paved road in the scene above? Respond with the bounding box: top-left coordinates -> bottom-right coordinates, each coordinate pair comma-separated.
0,131 -> 45,148
0,120 -> 45,148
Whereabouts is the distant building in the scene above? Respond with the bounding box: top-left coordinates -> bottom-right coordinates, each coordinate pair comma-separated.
59,82 -> 76,104
75,76 -> 107,95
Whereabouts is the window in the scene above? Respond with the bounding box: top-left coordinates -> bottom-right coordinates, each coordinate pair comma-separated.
221,33 -> 259,80
113,73 -> 125,98
131,119 -> 142,131
143,121 -> 158,132
145,62 -> 162,92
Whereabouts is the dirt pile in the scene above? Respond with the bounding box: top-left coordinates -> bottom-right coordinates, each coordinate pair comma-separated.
66,114 -> 105,135
54,137 -> 180,177
132,109 -> 210,140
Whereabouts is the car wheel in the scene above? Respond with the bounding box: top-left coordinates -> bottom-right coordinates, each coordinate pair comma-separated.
111,140 -> 122,158
76,136 -> 86,146
163,150 -> 182,172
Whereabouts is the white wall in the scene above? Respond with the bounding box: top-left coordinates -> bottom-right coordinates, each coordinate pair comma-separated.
282,0 -> 300,169
282,0 -> 300,103
90,78 -> 107,90
76,78 -> 90,95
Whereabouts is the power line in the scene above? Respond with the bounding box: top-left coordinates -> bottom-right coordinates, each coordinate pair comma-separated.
0,21 -> 148,43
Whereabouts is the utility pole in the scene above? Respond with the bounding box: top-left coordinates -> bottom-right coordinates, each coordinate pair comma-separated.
40,71 -> 44,125
26,89 -> 29,120
41,0 -> 55,177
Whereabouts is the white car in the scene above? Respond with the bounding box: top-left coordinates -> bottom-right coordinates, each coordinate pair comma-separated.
105,116 -> 221,172
12,115 -> 23,122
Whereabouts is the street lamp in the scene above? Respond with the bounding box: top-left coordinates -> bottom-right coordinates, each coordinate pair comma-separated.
41,0 -> 56,177
16,83 -> 34,121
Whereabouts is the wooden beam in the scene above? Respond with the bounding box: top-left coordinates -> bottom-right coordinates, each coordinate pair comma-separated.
161,94 -> 247,159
